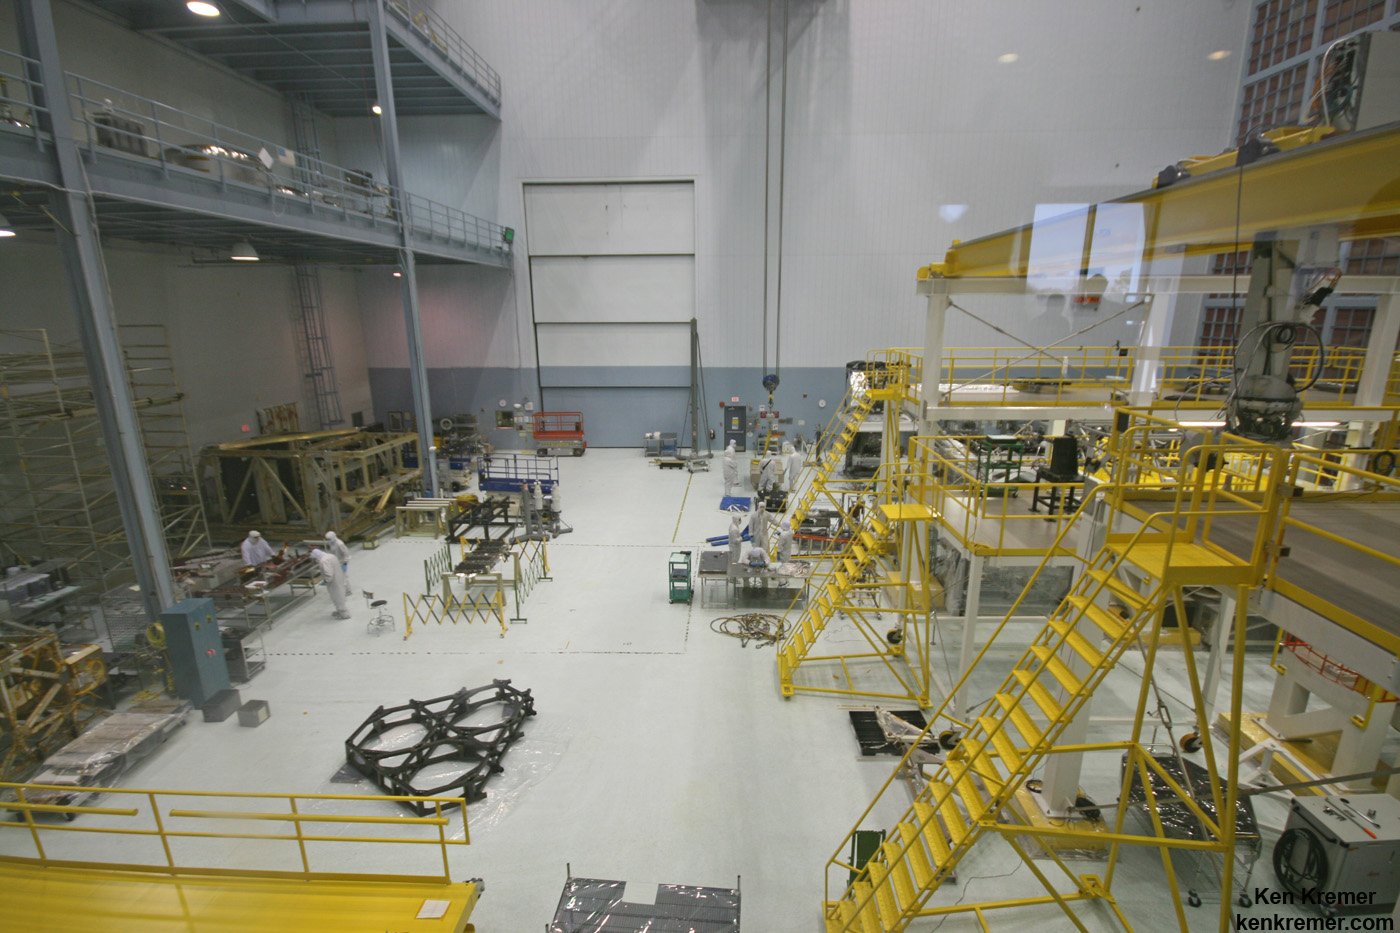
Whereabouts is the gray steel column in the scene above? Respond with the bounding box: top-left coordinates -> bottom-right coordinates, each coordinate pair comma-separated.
16,0 -> 175,620
368,0 -> 436,495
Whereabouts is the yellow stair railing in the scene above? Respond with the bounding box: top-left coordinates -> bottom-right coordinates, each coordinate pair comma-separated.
823,439 -> 1283,933
779,466 -> 935,704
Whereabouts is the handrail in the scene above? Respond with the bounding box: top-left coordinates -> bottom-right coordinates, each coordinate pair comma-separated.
384,0 -> 501,105
0,781 -> 467,883
61,71 -> 511,257
825,496 -> 1264,906
908,435 -> 1085,553
934,344 -> 1375,407
0,48 -> 46,141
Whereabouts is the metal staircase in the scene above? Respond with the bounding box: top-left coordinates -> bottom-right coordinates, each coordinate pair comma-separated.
823,477 -> 1267,932
778,496 -> 935,703
786,388 -> 876,529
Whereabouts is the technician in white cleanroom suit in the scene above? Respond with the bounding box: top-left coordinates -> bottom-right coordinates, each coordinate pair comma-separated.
776,518 -> 795,562
749,499 -> 769,551
324,531 -> 352,596
240,530 -> 275,567
727,515 -> 744,568
786,443 -> 804,488
722,441 -> 739,497
310,547 -> 351,619
759,455 -> 782,494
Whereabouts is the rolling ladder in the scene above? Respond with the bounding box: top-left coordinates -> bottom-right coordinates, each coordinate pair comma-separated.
824,527 -> 1257,933
779,501 -> 932,701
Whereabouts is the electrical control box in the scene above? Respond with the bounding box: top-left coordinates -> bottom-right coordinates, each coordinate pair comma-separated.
1314,30 -> 1400,133
1281,794 -> 1400,915
159,597 -> 232,708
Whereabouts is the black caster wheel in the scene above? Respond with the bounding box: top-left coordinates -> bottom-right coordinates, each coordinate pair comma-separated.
1026,778 -> 1044,793
64,812 -> 77,822
1187,893 -> 1201,908
537,449 -> 547,457
1237,895 -> 1252,908
885,628 -> 903,646
937,730 -> 960,751
1180,732 -> 1202,754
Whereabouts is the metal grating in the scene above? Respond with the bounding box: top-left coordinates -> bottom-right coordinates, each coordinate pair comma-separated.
78,0 -> 503,118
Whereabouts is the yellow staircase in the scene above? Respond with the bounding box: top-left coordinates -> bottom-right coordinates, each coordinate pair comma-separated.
779,501 -> 933,701
823,533 -> 1254,932
786,389 -> 876,530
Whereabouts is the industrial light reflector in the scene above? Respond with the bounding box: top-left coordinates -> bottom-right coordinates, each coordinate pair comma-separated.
371,104 -> 383,115
230,240 -> 260,261
187,1 -> 220,16
0,212 -> 14,237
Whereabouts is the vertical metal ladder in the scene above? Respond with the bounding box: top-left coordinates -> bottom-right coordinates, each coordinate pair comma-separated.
289,97 -> 343,430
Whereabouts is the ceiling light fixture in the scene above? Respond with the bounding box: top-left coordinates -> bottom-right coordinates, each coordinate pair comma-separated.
1208,50 -> 1231,61
392,269 -> 402,277
230,240 -> 260,261
371,104 -> 383,115
997,53 -> 1019,64
187,1 -> 220,16
0,212 -> 14,238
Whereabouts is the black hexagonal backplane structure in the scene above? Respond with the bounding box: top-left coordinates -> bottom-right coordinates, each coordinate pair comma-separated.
345,679 -> 536,815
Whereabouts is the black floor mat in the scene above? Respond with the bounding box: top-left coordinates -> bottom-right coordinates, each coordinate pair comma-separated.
848,709 -> 931,756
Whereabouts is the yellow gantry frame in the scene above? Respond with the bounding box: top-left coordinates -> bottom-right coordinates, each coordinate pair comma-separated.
920,122 -> 1400,280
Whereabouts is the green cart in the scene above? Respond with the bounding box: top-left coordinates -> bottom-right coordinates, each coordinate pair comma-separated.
668,551 -> 693,604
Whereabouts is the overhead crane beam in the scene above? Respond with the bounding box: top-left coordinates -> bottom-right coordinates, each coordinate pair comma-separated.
919,122 -> 1400,281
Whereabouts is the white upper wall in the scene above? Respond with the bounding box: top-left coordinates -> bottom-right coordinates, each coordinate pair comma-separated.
369,0 -> 1249,370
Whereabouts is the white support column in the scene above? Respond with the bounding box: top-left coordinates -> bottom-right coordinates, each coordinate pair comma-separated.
1201,589 -> 1236,725
919,276 -> 950,432
954,552 -> 983,715
1356,293 -> 1400,408
1128,292 -> 1173,406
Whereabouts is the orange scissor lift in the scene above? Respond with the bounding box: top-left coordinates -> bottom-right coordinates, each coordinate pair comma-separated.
532,411 -> 587,457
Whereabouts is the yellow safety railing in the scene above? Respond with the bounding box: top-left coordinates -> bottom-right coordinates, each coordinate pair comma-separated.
404,577 -> 508,639
1111,406 -> 1400,651
907,435 -> 1082,555
935,344 -> 1375,408
861,347 -> 924,399
823,467 -> 1274,909
939,345 -> 1135,405
1387,352 -> 1400,402
1157,344 -> 1368,406
0,782 -> 467,883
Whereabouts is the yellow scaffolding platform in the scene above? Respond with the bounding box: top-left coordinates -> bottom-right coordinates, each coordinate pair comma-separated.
0,860 -> 481,933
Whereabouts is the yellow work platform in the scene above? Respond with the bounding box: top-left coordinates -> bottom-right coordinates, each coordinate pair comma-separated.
1106,535 -> 1255,585
879,502 -> 934,522
0,860 -> 481,932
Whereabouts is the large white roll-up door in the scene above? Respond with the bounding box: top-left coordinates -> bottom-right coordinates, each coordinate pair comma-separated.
524,182 -> 695,447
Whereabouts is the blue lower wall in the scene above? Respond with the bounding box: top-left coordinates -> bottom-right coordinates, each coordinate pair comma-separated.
368,366 -> 853,449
